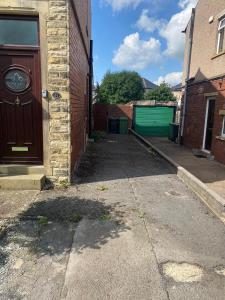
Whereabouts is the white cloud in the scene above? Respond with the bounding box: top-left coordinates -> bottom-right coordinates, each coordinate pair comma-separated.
102,0 -> 176,12
178,0 -> 198,9
111,0 -> 198,73
102,0 -> 143,11
134,0 -> 198,58
159,0 -> 198,58
112,32 -> 161,70
154,72 -> 183,86
136,9 -> 163,33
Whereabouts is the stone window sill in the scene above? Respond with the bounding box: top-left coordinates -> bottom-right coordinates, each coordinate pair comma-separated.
211,51 -> 225,60
216,136 -> 225,141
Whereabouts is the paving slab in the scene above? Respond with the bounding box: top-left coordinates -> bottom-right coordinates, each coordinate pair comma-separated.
61,218 -> 167,300
144,136 -> 225,199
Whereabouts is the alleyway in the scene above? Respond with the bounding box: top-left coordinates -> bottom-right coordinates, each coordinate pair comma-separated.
1,134 -> 225,299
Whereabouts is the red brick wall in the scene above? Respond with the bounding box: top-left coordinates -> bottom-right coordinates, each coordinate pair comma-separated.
69,0 -> 90,172
71,0 -> 91,53
183,78 -> 225,164
93,104 -> 133,131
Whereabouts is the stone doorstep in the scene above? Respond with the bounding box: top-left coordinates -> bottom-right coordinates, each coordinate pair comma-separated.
0,165 -> 44,176
129,129 -> 225,225
0,174 -> 45,191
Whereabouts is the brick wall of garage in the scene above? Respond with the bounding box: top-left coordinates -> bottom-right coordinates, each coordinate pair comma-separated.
69,0 -> 91,173
183,78 -> 225,164
93,104 -> 133,131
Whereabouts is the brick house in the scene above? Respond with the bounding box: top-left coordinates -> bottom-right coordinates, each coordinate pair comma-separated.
0,0 -> 92,188
181,0 -> 225,164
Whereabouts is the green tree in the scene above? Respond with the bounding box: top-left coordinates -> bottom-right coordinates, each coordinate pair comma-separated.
97,71 -> 144,104
144,82 -> 176,102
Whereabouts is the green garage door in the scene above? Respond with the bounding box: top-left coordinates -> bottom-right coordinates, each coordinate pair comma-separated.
134,106 -> 175,137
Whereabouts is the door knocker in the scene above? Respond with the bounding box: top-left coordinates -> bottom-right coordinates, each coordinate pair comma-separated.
15,96 -> 20,106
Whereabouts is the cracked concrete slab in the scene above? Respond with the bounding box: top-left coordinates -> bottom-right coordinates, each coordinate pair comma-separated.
61,218 -> 168,300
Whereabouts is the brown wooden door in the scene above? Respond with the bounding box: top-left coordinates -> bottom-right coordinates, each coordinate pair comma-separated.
0,49 -> 43,163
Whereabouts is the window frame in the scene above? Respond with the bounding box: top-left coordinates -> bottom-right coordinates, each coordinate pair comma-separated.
217,16 -> 225,54
0,15 -> 40,50
221,116 -> 225,138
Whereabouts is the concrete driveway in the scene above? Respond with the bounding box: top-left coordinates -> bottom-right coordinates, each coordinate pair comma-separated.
1,134 -> 225,300
64,134 -> 225,300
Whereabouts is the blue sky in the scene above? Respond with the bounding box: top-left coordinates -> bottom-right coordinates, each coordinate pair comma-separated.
92,0 -> 198,86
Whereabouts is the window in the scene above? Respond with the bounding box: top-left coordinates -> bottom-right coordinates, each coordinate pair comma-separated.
222,116 -> 225,137
217,17 -> 225,54
0,18 -> 38,46
4,69 -> 30,93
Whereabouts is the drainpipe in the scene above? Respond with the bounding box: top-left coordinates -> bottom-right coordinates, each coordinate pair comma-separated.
88,39 -> 93,138
179,8 -> 195,144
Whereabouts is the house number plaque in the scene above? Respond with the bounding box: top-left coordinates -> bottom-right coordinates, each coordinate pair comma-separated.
12,147 -> 29,152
